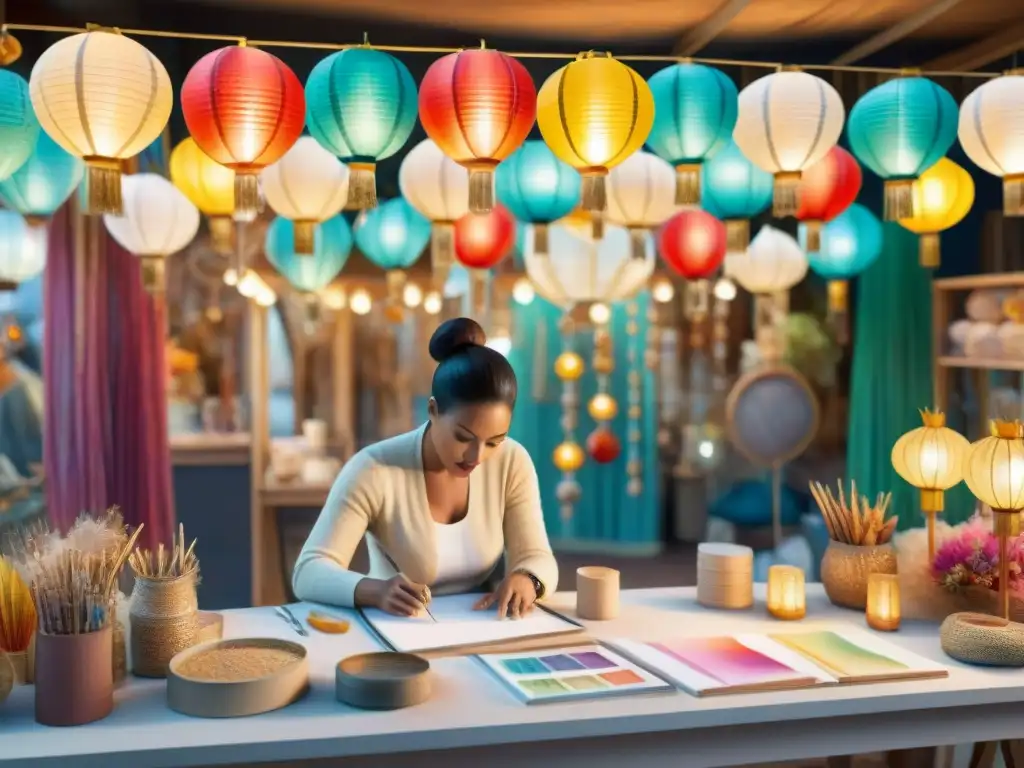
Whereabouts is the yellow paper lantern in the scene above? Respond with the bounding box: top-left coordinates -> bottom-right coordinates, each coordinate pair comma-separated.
897,158 -> 974,269
537,52 -> 654,213
891,408 -> 969,559
553,441 -> 585,472
170,138 -> 237,254
554,351 -> 585,381
29,30 -> 173,216
962,419 -> 1024,620
588,393 -> 618,422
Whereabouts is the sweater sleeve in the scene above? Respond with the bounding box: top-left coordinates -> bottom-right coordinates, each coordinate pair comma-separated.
502,442 -> 559,598
291,452 -> 381,608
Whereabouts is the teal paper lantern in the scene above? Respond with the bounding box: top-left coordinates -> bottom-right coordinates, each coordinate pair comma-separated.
801,202 -> 882,335
306,48 -> 418,210
0,131 -> 84,220
0,71 -> 40,183
495,141 -> 580,255
355,197 -> 431,271
646,62 -> 737,205
846,77 -> 958,221
265,215 -> 353,293
700,140 -> 773,252
0,210 -> 46,289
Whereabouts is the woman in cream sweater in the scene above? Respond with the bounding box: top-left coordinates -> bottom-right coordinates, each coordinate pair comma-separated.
292,317 -> 558,618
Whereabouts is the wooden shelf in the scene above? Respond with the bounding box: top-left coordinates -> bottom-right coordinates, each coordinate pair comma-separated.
937,356 -> 1024,372
259,482 -> 331,508
170,433 -> 251,466
933,272 -> 1024,291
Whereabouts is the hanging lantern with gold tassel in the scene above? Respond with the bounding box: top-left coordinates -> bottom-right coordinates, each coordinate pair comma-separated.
897,158 -> 974,269
959,70 -> 1024,217
605,151 -> 678,260
29,29 -> 173,215
169,137 -> 239,255
700,140 -> 772,254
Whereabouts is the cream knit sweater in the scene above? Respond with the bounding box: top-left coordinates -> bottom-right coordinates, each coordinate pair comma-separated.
291,423 -> 559,608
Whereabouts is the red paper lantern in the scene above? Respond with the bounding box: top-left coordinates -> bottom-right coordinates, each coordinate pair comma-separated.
454,205 -> 516,269
658,210 -> 726,280
586,428 -> 621,464
796,147 -> 862,250
419,48 -> 537,214
181,45 -> 306,218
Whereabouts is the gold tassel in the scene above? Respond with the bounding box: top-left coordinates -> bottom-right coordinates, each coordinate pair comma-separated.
628,227 -> 647,260
725,219 -> 750,253
675,163 -> 701,205
233,172 -> 260,220
303,293 -> 321,327
208,216 -> 234,255
385,269 -> 406,305
884,178 -> 914,221
919,233 -> 940,268
139,257 -> 166,294
346,162 -> 378,210
81,157 -> 123,216
591,212 -> 605,240
293,220 -> 315,255
0,280 -> 17,292
533,223 -> 550,255
772,171 -> 800,218
430,221 -> 454,290
1004,174 -> 1024,217
803,220 -> 822,252
581,173 -> 607,212
468,167 -> 495,214
827,280 -> 850,344
23,215 -> 49,229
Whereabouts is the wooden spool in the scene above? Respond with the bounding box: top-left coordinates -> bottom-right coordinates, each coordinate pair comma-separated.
336,652 -> 432,710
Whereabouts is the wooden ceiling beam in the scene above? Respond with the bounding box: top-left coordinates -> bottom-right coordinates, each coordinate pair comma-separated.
831,0 -> 966,65
925,20 -> 1024,71
672,0 -> 753,57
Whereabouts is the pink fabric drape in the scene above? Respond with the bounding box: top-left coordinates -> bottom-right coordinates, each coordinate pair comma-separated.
43,202 -> 174,548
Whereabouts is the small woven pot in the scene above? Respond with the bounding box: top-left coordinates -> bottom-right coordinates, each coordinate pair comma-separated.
130,573 -> 199,678
6,632 -> 35,685
0,652 -> 13,704
940,612 -> 1024,667
821,540 -> 898,609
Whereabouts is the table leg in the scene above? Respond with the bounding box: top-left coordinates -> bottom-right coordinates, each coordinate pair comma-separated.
887,748 -> 938,768
826,758 -> 853,768
1001,740 -> 1024,768
969,742 -> 998,768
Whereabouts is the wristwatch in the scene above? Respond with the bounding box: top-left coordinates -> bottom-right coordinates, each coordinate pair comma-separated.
515,569 -> 545,600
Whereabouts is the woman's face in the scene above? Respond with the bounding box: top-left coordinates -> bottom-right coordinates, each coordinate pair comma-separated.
427,399 -> 513,477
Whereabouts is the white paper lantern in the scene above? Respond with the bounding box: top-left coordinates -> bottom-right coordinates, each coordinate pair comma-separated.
524,224 -> 654,308
399,139 -> 470,283
959,72 -> 1024,216
0,209 -> 46,288
605,151 -> 678,259
104,173 -> 200,293
260,137 -> 350,255
29,31 -> 173,216
725,225 -> 808,295
733,71 -> 845,217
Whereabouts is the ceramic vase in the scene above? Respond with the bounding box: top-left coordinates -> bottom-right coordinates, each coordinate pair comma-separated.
820,540 -> 898,609
34,626 -> 114,726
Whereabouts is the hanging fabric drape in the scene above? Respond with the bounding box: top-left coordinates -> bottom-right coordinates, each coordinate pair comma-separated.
846,223 -> 973,530
43,201 -> 174,547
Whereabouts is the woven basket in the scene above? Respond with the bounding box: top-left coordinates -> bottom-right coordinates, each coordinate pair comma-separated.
129,573 -> 199,678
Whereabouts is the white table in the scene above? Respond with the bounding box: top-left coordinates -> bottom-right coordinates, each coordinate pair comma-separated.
2,586 -> 1024,768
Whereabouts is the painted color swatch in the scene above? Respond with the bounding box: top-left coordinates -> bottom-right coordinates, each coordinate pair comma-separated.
771,631 -> 908,677
562,675 -> 608,691
540,654 -> 586,671
600,669 -> 645,686
520,678 -> 569,696
651,637 -> 802,686
502,657 -> 548,675
571,651 -> 616,669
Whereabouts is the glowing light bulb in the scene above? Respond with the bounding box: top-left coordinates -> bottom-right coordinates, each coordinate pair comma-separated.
223,268 -> 238,287
236,270 -> 261,298
403,282 -> 423,308
512,277 -> 535,306
423,291 -> 443,315
713,276 -> 737,301
588,302 -> 611,325
486,333 -> 512,357
320,287 -> 346,310
255,285 -> 277,307
350,288 -> 372,316
651,277 -> 674,303
698,440 -> 715,459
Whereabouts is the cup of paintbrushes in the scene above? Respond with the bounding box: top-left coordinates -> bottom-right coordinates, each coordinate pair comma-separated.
35,625 -> 114,726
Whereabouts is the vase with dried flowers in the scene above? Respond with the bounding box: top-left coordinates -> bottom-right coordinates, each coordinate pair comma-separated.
9,507 -> 142,726
0,650 -> 13,703
810,480 -> 899,609
129,523 -> 200,678
0,554 -> 36,684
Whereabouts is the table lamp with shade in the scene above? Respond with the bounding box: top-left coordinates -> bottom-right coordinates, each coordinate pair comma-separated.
891,409 -> 969,561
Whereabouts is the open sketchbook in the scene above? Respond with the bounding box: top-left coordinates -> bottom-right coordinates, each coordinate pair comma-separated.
476,644 -> 675,705
610,627 -> 947,696
359,593 -> 584,654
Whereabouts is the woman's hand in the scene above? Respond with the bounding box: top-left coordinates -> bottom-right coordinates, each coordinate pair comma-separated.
361,575 -> 430,616
473,572 -> 537,619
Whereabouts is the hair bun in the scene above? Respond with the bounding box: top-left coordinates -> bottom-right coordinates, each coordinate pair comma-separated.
429,317 -> 487,362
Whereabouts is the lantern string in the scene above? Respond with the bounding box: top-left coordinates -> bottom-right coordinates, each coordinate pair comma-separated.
0,22 -> 1002,78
